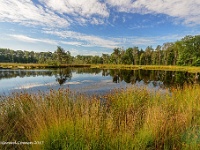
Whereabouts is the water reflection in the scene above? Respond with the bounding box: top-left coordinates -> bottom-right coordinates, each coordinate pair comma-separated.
55,68 -> 72,85
113,75 -> 119,83
0,68 -> 199,89
0,69 -> 54,79
102,69 -> 200,88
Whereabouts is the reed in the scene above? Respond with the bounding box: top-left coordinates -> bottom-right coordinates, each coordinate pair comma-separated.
0,85 -> 200,149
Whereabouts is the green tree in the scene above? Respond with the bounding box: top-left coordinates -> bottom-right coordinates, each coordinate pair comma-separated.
139,53 -> 145,65
144,46 -> 153,65
176,36 -> 195,65
102,54 -> 110,64
54,46 -> 69,65
112,48 -> 122,64
132,47 -> 139,65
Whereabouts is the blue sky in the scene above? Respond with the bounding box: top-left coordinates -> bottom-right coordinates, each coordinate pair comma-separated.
0,0 -> 200,56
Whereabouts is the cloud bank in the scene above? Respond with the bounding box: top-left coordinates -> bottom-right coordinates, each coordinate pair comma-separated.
1,0 -> 200,27
0,0 -> 200,53
0,0 -> 69,27
106,0 -> 200,25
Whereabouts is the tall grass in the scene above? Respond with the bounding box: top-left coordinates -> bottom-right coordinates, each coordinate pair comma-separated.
1,85 -> 200,149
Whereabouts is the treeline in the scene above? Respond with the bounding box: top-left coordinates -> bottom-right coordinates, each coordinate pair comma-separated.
1,35 -> 200,66
107,35 -> 200,66
0,46 -> 71,65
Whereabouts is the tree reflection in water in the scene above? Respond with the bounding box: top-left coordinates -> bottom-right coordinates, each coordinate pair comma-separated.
113,74 -> 119,83
107,69 -> 200,88
0,68 -> 199,88
55,68 -> 72,85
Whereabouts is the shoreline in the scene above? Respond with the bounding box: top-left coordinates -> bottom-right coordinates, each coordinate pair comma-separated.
1,63 -> 200,73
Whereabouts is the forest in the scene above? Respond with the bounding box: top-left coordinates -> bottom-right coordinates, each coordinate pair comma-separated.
1,35 -> 200,66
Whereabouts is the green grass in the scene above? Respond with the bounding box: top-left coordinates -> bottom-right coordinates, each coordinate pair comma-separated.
1,63 -> 200,73
91,64 -> 200,73
1,85 -> 200,149
0,63 -> 91,69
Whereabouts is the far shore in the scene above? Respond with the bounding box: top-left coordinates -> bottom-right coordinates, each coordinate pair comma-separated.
1,63 -> 200,73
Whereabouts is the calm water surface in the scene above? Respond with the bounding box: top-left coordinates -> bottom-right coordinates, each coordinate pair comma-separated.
0,68 -> 199,95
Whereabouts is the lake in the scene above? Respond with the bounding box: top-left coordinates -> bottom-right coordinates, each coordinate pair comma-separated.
0,68 -> 199,96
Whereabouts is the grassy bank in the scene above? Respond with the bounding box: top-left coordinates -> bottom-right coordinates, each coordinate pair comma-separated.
1,85 -> 200,149
0,63 -> 91,69
1,63 -> 200,73
91,64 -> 200,73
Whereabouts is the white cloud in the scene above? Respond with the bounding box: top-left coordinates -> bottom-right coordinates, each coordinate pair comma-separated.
106,0 -> 132,8
0,0 -> 70,28
105,0 -> 200,25
7,32 -> 185,53
39,0 -> 109,25
90,18 -> 105,25
43,30 -> 120,49
0,0 -> 110,27
39,0 -> 109,17
43,29 -> 185,50
63,81 -> 81,85
111,36 -> 156,46
8,33 -> 118,50
68,48 -> 110,56
9,34 -> 58,45
1,0 -> 199,28
60,41 -> 83,46
14,82 -> 57,90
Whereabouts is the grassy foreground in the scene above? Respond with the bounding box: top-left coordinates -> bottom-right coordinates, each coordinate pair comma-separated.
0,86 -> 200,150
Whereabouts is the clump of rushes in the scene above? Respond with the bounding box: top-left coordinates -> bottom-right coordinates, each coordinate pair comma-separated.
1,85 -> 200,150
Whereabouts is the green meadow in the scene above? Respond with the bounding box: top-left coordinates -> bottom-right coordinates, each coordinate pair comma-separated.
1,84 -> 200,149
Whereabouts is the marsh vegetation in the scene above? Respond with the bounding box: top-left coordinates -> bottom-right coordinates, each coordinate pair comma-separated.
1,85 -> 200,149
